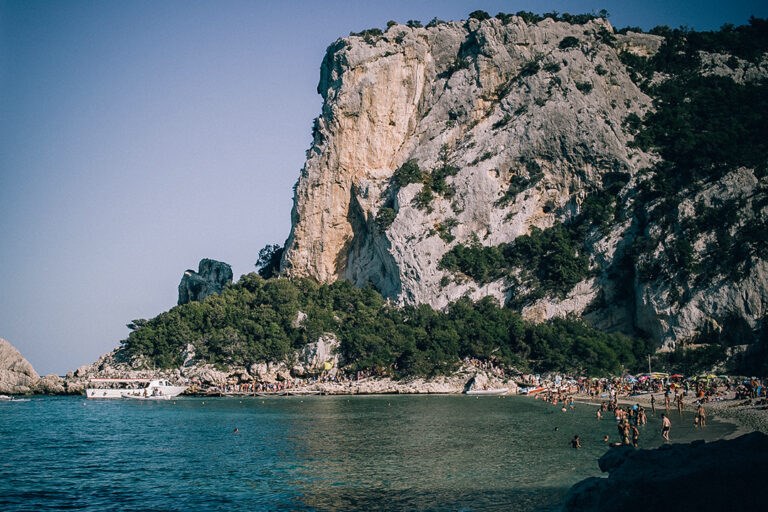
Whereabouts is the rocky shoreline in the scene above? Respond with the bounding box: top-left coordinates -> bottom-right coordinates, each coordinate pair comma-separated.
562,431 -> 768,511
6,343 -> 516,398
4,337 -> 767,440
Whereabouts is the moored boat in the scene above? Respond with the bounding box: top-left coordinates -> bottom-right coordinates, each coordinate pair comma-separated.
466,387 -> 509,396
85,379 -> 187,399
0,395 -> 30,402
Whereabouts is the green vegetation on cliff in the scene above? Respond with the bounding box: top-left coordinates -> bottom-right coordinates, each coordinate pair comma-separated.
441,18 -> 766,340
620,18 -> 768,287
122,19 -> 768,380
120,273 -> 649,377
439,176 -> 627,305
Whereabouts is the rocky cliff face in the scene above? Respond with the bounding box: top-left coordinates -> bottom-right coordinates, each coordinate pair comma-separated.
284,17 -> 654,296
281,15 -> 767,351
178,258 -> 233,305
0,338 -> 39,394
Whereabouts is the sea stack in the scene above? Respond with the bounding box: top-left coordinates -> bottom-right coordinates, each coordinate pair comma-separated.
178,258 -> 234,305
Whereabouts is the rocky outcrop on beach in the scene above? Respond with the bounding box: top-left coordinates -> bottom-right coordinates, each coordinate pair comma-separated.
303,364 -> 515,395
563,432 -> 768,511
63,342 -> 515,396
0,338 -> 39,394
35,374 -> 67,394
178,258 -> 233,305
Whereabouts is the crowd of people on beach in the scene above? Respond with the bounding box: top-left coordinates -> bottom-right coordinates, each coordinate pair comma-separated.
520,372 -> 760,450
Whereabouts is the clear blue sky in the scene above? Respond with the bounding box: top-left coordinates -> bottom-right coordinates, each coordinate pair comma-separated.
1,1 -> 765,376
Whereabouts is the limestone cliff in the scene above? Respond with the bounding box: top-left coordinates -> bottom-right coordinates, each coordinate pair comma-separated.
281,15 -> 768,352
0,338 -> 39,394
284,17 -> 653,294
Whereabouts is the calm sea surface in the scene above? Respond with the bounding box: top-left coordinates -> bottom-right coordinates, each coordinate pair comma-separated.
0,395 -> 734,511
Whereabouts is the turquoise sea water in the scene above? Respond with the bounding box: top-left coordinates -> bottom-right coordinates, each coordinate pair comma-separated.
0,395 -> 734,511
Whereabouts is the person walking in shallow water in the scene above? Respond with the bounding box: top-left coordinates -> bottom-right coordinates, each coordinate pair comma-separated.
661,413 -> 671,441
651,394 -> 656,414
571,435 -> 581,448
696,404 -> 707,427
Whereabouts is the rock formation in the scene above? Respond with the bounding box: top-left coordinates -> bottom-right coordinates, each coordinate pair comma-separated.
563,432 -> 768,510
0,338 -> 39,394
178,258 -> 233,305
281,14 -> 768,351
284,16 -> 653,304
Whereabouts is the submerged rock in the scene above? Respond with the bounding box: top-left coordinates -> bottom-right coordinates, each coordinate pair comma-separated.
563,432 -> 768,511
0,338 -> 40,394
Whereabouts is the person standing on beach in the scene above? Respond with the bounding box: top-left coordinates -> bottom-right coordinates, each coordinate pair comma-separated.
651,394 -> 656,414
661,413 -> 671,441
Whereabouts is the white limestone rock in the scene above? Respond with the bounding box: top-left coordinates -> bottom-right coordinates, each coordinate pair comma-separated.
281,14 -> 767,352
0,338 -> 39,394
283,16 -> 654,311
298,333 -> 340,373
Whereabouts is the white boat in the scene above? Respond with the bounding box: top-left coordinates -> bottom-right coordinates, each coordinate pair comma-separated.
466,387 -> 509,396
85,379 -> 187,399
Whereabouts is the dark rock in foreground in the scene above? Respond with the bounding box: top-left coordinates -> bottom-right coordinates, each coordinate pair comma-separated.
563,432 -> 768,511
178,258 -> 233,305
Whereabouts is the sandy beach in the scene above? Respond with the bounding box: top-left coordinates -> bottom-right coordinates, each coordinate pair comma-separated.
571,390 -> 768,437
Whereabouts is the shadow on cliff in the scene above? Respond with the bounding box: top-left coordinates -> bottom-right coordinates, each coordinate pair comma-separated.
340,186 -> 402,300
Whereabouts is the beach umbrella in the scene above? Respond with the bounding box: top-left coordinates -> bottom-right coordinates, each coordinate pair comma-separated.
670,374 -> 684,379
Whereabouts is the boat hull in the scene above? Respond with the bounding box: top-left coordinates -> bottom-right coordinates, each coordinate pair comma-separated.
86,389 -> 131,399
121,394 -> 176,401
466,388 -> 509,396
